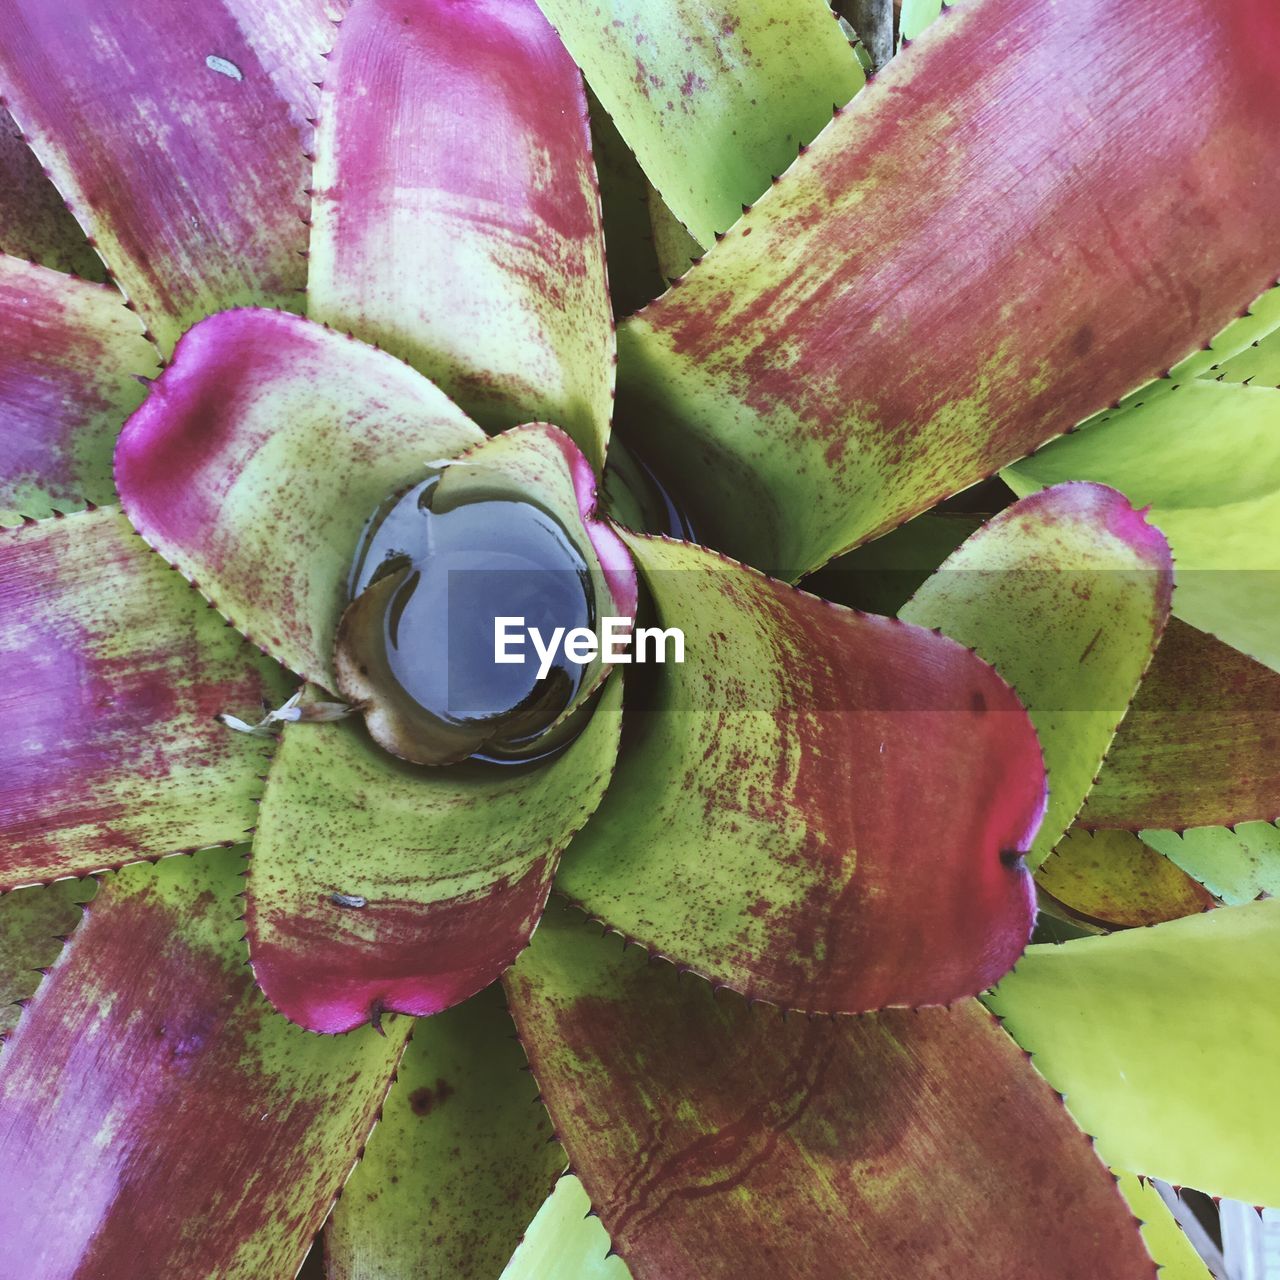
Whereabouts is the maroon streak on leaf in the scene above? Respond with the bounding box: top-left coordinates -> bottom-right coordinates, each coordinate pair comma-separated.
556,533 -> 1046,1014
0,849 -> 406,1279
504,902 -> 1155,1279
0,108 -> 103,280
309,0 -> 614,469
113,309 -> 483,689
0,255 -> 157,525
246,678 -> 623,1035
1082,619 -> 1280,830
0,0 -> 340,352
615,0 -> 1280,578
0,509 -> 293,890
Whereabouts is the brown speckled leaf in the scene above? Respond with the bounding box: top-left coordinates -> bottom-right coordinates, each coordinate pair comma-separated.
325,986 -> 563,1280
1083,619 -> 1280,830
503,902 -> 1154,1279
0,848 -> 406,1279
0,880 -> 90,1044
0,508 -> 293,889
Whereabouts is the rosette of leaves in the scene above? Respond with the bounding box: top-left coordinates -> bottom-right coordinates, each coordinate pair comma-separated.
0,0 -> 1278,1276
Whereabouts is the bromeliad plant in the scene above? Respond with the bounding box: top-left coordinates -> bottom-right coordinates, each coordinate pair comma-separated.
0,0 -> 1278,1275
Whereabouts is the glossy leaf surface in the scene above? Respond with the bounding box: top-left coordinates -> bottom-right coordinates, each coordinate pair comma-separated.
536,0 -> 864,248
1006,381 -> 1280,672
114,309 -> 483,689
0,508 -> 292,889
987,900 -> 1280,1204
0,255 -> 156,525
1141,824 -> 1280,907
310,0 -> 613,469
326,986 -> 562,1280
558,532 -> 1046,1014
0,0 -> 338,351
1082,619 -> 1280,830
0,849 -> 406,1279
615,0 -> 1280,577
1036,829 -> 1213,929
248,678 -> 622,1034
499,1175 -> 630,1280
505,903 -> 1154,1279
901,484 -> 1173,868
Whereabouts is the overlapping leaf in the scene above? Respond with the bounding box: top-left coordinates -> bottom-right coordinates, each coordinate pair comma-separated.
1080,619 -> 1280,830
0,508 -> 292,889
247,678 -> 622,1034
0,256 -> 157,525
987,900 -> 1280,1204
326,986 -> 563,1280
1006,381 -> 1280,672
536,0 -> 864,248
499,1175 -> 630,1280
1141,824 -> 1280,907
1117,1173 -> 1214,1280
309,0 -> 614,468
504,903 -> 1154,1279
0,848 -> 406,1278
0,107 -> 102,280
0,0 -> 340,351
558,532 -> 1046,1014
900,484 -> 1173,868
614,0 -> 1280,578
1036,829 -> 1213,929
114,309 -> 483,689
0,880 -> 90,1044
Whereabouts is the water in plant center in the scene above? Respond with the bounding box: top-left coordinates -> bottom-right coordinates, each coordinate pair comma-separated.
347,476 -> 597,750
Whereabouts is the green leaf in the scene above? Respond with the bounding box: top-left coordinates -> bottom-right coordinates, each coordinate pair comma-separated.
0,0 -> 337,351
1117,1172 -> 1214,1280
900,484 -> 1174,869
0,848 -> 406,1277
898,0 -> 944,42
1035,828 -> 1213,929
1005,381 -> 1280,673
614,0 -> 1280,578
1081,619 -> 1280,831
308,0 -> 614,469
1140,823 -> 1280,907
0,508 -> 293,889
0,879 -> 91,1044
114,309 -> 483,690
985,899 -> 1280,1205
499,1175 -> 630,1280
0,108 -> 103,280
535,0 -> 864,248
648,184 -> 702,284
558,531 -> 1047,1014
503,901 -> 1154,1279
247,677 -> 622,1034
0,255 -> 157,526
1213,325 -> 1280,387
325,986 -> 564,1280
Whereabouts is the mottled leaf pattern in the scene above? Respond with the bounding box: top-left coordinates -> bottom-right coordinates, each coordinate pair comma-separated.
0,0 -> 339,351
615,0 -> 1280,577
114,309 -> 483,689
558,532 -> 1046,1014
0,508 -> 291,889
248,678 -> 622,1034
901,484 -> 1174,868
0,880 -> 90,1044
504,902 -> 1154,1279
0,255 -> 156,525
326,986 -> 563,1280
536,0 -> 864,248
0,848 -> 406,1279
309,0 -> 614,468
